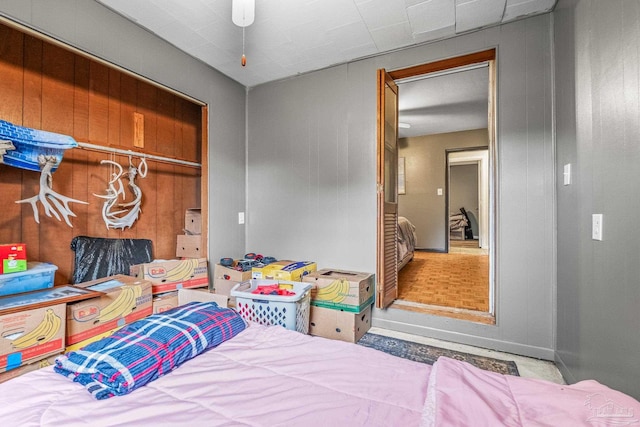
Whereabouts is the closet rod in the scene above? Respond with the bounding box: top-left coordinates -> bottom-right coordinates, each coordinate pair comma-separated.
75,142 -> 201,168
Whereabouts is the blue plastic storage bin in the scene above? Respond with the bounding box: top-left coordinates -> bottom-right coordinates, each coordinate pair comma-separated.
0,262 -> 58,297
0,120 -> 77,172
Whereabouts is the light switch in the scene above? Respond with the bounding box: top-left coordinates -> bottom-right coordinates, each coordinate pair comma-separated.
437,188 -> 443,196
563,163 -> 571,186
592,214 -> 603,241
238,212 -> 245,225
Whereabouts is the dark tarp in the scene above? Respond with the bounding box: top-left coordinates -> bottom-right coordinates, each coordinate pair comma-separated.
70,236 -> 153,284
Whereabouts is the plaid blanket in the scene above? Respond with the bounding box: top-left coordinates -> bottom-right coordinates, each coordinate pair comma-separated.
55,301 -> 247,399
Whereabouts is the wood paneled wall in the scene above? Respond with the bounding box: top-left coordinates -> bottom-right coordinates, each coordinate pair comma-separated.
0,23 -> 203,284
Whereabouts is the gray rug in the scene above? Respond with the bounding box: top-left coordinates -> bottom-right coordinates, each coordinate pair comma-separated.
358,333 -> 520,376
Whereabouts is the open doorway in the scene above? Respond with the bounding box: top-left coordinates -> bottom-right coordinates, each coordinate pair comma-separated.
376,49 -> 496,324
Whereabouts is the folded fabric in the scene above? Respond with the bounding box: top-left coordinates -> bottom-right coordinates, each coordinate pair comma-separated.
55,301 -> 247,400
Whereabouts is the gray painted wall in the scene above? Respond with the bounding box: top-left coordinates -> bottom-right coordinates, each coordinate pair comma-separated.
399,129 -> 487,250
0,0 -> 247,264
554,0 -> 640,399
248,15 -> 556,359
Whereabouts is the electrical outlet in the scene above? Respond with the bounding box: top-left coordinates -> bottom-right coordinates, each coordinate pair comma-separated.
592,214 -> 603,241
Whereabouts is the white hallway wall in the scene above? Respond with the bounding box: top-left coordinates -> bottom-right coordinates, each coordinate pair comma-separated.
248,14 -> 555,358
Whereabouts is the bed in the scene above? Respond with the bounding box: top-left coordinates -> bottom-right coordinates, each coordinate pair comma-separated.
398,216 -> 418,270
0,303 -> 637,426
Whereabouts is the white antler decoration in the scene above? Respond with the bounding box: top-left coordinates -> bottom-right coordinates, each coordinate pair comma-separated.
94,157 -> 146,230
15,154 -> 88,227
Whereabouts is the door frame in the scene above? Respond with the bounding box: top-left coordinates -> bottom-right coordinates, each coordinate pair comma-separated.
377,48 -> 497,316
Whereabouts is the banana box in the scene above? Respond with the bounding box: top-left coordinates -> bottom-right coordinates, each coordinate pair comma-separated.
309,304 -> 371,343
65,326 -> 122,352
0,353 -> 60,384
0,303 -> 66,372
66,275 -> 152,346
302,269 -> 374,313
130,258 -> 209,295
251,261 -> 316,282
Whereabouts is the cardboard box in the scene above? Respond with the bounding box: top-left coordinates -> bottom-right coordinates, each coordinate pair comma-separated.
0,262 -> 57,298
214,261 -> 252,283
152,291 -> 179,314
177,288 -> 229,307
153,288 -> 229,313
0,353 -> 60,384
212,278 -> 238,307
252,261 -> 316,282
66,275 -> 153,345
0,243 -> 27,274
185,208 -> 202,235
65,326 -> 122,352
176,234 -> 202,258
0,303 -> 66,372
130,258 -> 209,294
303,269 -> 374,313
309,304 -> 371,343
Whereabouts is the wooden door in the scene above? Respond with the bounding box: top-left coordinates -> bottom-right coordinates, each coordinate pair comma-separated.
376,69 -> 399,309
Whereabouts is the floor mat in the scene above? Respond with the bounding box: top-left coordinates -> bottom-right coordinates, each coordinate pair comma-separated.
358,333 -> 519,376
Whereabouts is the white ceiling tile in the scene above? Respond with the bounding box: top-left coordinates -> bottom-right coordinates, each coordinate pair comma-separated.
407,0 -> 455,35
503,0 -> 556,22
456,0 -> 506,33
369,22 -> 415,52
356,0 -> 409,31
95,0 -> 554,87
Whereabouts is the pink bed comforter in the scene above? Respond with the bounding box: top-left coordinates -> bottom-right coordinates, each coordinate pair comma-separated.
0,323 -> 430,426
421,356 -> 640,427
1,323 -> 637,426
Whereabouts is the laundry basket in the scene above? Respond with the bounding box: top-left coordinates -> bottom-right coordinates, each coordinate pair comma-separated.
231,279 -> 311,334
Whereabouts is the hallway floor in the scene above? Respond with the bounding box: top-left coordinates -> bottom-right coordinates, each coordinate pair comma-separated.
394,247 -> 491,323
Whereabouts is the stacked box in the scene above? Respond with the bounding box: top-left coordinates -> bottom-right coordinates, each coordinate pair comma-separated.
0,303 -> 66,372
251,261 -> 316,282
65,326 -> 122,352
176,235 -> 202,258
184,208 -> 202,234
152,291 -> 180,314
0,243 -> 27,274
309,304 -> 372,343
130,258 -> 209,294
303,269 -> 374,342
0,353 -> 60,384
0,262 -> 58,297
66,275 -> 153,345
213,261 -> 252,306
303,269 -> 374,313
176,208 -> 202,258
153,288 -> 230,314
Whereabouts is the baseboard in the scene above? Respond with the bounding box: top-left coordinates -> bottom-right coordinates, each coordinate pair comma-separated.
554,353 -> 577,384
372,316 -> 555,360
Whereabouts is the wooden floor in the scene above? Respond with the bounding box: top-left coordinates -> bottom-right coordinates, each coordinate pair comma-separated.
391,245 -> 494,324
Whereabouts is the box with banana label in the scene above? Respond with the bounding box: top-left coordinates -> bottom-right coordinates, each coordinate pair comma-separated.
0,303 -> 66,372
0,353 -> 60,383
302,269 -> 374,313
66,275 -> 152,346
130,258 -> 209,294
